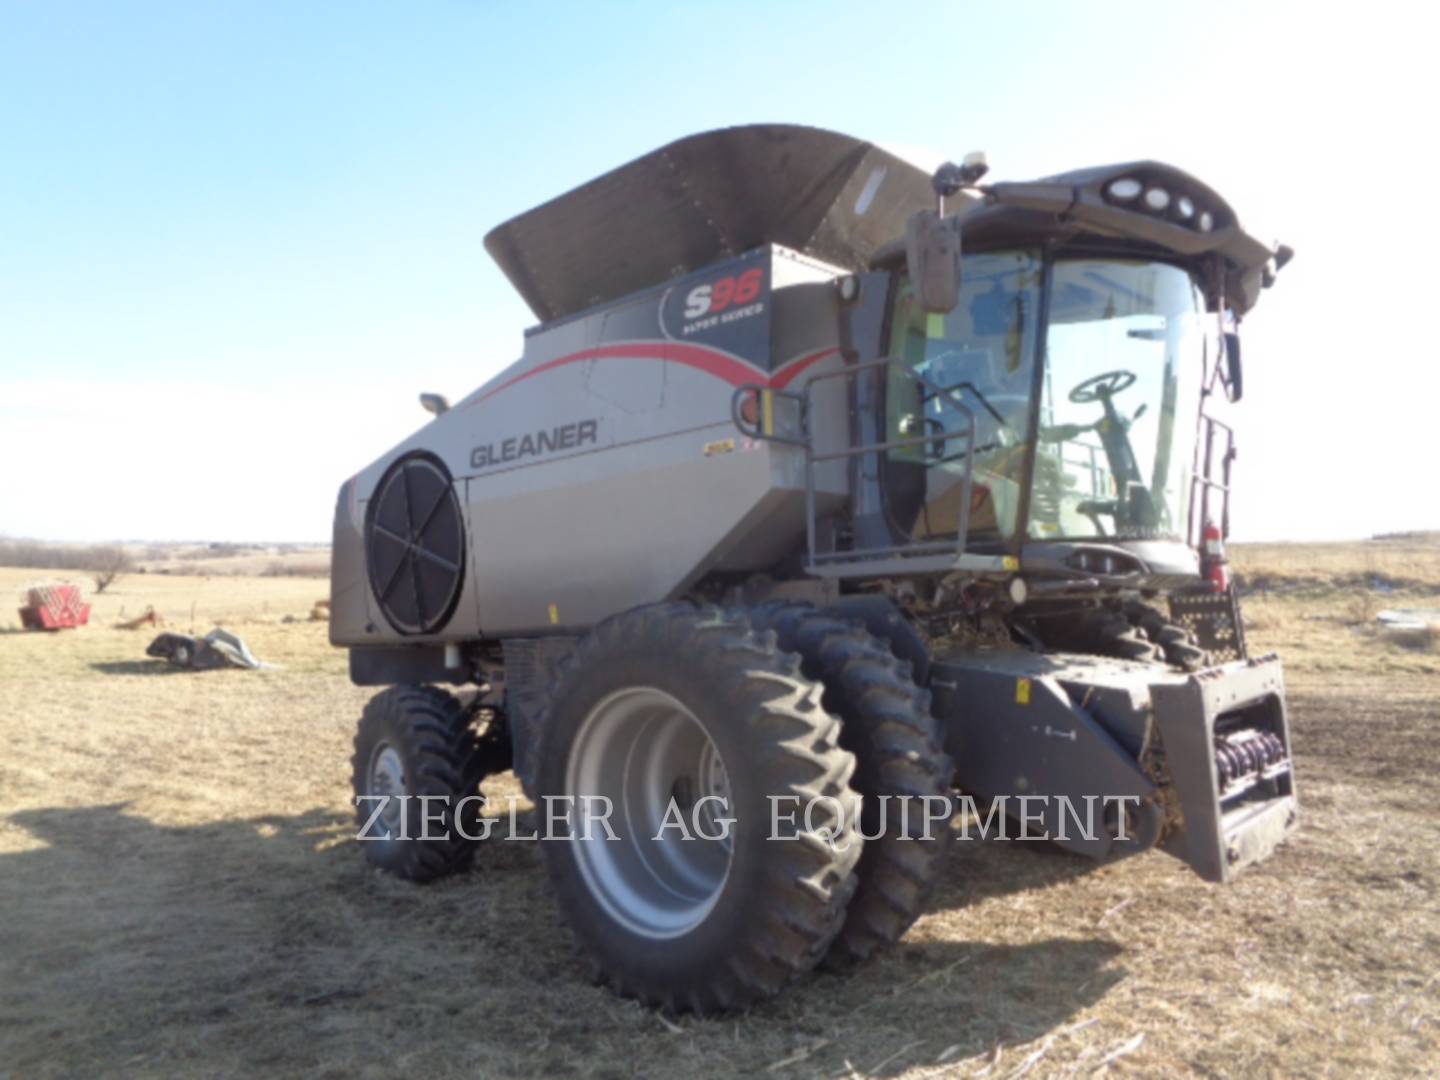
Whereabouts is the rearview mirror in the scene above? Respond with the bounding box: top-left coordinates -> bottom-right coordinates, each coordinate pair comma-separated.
1222,333 -> 1243,402
905,210 -> 962,314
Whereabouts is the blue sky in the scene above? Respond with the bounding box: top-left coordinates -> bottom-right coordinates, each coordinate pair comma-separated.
1,2 -> 1436,542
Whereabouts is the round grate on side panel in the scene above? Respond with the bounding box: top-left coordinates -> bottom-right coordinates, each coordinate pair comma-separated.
365,455 -> 465,636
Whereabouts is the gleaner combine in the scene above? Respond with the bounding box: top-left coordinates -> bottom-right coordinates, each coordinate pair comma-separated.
330,125 -> 1296,1013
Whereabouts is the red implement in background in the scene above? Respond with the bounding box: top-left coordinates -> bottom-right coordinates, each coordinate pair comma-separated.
18,584 -> 91,630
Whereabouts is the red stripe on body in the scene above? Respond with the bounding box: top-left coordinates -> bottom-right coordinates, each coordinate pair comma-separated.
467,342 -> 839,408
769,347 -> 837,389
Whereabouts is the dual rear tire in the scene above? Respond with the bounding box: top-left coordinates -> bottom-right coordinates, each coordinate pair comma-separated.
747,602 -> 953,968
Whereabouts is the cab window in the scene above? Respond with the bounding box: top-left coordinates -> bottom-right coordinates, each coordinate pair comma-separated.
885,249 -> 1041,544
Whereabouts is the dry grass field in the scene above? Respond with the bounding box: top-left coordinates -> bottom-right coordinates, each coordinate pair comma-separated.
1,541 -> 1437,1078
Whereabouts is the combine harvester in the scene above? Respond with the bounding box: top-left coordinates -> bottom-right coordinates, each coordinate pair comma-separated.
330,125 -> 1296,1013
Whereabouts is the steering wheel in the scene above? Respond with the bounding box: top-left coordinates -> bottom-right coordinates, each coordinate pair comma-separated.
1069,369 -> 1136,404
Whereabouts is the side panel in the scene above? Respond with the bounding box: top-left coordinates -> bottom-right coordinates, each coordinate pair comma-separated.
930,651 -> 1156,857
470,435 -> 797,634
340,246 -> 864,644
768,249 -> 850,498
328,478 -> 372,644
931,648 -> 1298,878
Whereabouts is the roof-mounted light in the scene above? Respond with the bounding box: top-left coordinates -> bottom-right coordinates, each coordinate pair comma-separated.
1107,178 -> 1142,202
1101,175 -> 1223,233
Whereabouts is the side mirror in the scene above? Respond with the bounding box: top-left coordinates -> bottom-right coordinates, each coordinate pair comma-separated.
905,210 -> 962,314
1222,333 -> 1243,402
420,392 -> 451,416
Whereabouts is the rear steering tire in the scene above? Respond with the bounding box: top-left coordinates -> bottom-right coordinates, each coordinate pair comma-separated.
535,604 -> 863,1015
351,685 -> 491,882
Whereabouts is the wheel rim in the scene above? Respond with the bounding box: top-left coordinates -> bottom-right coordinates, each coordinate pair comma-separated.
366,742 -> 406,838
565,686 -> 734,940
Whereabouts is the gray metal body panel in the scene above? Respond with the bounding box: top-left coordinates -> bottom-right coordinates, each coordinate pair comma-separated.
931,650 -> 1158,858
329,479 -> 371,640
931,649 -> 1297,877
331,245 -> 851,645
1151,656 -> 1295,881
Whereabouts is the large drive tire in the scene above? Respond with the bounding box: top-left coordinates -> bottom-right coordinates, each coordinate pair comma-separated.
751,602 -> 953,967
535,604 -> 862,1015
352,685 -> 490,882
827,594 -> 933,687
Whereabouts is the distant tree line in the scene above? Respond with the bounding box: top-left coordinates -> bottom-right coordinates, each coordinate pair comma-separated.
1372,530 -> 1440,543
0,539 -> 133,593
259,559 -> 330,578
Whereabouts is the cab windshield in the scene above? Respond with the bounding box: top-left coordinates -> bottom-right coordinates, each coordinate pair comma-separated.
885,252 -> 1204,545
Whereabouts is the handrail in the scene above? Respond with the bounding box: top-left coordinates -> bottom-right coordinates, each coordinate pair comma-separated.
733,357 -> 980,575
1189,412 -> 1236,547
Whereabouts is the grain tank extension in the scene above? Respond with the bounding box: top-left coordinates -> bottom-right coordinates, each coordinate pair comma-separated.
330,125 -> 1296,1014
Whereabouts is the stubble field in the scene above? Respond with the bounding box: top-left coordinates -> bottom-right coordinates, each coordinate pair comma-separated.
1,538 -> 1437,1078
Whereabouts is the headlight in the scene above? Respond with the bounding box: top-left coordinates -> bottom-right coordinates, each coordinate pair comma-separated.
1107,178 -> 1142,202
1198,211 -> 1214,232
1175,196 -> 1195,219
1144,188 -> 1171,211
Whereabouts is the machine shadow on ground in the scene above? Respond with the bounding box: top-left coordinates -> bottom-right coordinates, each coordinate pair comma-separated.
0,801 -> 1125,1076
88,660 -> 195,676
